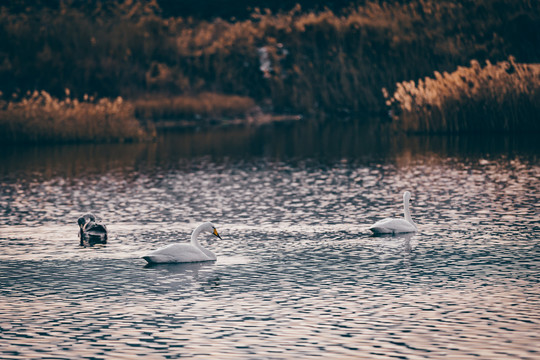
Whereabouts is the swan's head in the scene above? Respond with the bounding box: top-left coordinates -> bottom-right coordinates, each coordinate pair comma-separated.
201,222 -> 222,240
78,213 -> 96,231
403,191 -> 412,203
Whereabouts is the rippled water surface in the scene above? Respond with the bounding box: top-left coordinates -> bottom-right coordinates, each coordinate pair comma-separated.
1,123 -> 539,359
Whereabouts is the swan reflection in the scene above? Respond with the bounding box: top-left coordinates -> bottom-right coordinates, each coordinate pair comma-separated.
143,260 -> 215,274
374,232 -> 416,257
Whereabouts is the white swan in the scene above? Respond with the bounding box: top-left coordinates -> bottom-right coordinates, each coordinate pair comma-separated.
142,222 -> 222,264
369,191 -> 417,235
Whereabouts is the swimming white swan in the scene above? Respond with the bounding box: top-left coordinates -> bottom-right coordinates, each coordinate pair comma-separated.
369,191 -> 417,235
142,222 -> 222,264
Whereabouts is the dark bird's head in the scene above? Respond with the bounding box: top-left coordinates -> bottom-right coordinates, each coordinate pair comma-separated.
78,213 -> 96,231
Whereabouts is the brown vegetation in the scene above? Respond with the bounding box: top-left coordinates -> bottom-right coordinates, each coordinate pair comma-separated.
133,93 -> 256,120
384,58 -> 540,133
1,0 -> 539,116
0,0 -> 539,141
0,91 -> 155,143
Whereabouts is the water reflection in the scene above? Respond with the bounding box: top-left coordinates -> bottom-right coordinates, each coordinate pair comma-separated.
0,121 -> 539,359
144,260 -> 215,273
372,232 -> 416,254
1,120 -> 538,180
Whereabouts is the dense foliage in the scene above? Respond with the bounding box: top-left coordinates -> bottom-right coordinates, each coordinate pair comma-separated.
1,0 -> 538,115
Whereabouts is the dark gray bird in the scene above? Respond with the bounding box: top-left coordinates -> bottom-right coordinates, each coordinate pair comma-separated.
77,213 -> 108,247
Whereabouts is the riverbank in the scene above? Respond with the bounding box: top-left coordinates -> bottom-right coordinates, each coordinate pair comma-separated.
1,57 -> 538,144
1,0 -> 539,143
0,91 -> 306,144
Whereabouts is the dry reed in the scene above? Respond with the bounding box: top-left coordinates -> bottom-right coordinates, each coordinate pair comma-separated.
384,58 -> 540,133
0,91 -> 155,143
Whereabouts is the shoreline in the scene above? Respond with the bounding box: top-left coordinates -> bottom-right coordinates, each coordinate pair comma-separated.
1,58 -> 539,145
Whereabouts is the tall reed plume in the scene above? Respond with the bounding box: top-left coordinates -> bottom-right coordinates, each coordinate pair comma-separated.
384,58 -> 540,133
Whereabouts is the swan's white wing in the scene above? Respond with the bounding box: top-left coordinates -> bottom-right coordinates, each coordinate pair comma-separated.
369,218 -> 416,234
143,243 -> 214,264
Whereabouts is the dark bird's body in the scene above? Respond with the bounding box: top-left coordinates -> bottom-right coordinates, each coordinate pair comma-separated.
78,213 -> 108,247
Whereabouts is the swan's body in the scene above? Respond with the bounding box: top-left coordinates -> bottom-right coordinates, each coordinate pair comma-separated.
369,218 -> 416,234
369,191 -> 417,235
142,222 -> 221,264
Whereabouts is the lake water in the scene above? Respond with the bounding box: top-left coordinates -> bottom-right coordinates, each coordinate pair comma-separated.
1,121 -> 539,359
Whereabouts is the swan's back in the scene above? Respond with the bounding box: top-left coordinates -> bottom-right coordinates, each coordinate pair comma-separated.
369,218 -> 416,234
143,243 -> 216,264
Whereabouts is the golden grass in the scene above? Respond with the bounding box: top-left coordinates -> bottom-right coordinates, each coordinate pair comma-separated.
133,92 -> 256,120
0,91 -> 156,143
384,58 -> 540,133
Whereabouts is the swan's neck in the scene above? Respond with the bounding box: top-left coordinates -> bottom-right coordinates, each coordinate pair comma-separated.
403,198 -> 415,227
190,225 -> 205,249
190,224 -> 216,260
